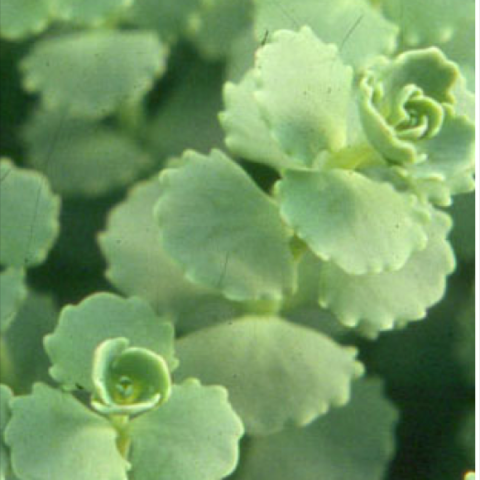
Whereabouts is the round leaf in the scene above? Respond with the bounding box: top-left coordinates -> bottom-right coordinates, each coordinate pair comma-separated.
5,383 -> 128,480
277,168 -> 430,274
232,378 -> 398,480
45,293 -> 177,391
0,0 -> 51,40
176,316 -> 363,435
0,385 -> 13,480
129,379 -> 244,480
318,210 -> 455,334
0,269 -> 27,333
0,159 -> 60,268
154,149 -> 296,301
21,31 -> 167,118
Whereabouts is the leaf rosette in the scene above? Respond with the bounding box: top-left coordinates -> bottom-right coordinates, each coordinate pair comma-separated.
91,338 -> 172,416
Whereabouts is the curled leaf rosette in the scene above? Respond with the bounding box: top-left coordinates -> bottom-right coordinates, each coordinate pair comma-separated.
359,48 -> 475,202
91,337 -> 172,416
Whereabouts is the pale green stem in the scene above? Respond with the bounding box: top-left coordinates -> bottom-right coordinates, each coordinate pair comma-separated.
109,414 -> 132,460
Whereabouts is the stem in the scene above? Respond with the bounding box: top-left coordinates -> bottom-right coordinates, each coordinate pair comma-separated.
109,414 -> 131,460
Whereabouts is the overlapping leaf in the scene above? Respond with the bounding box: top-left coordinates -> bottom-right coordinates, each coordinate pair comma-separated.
0,385 -> 13,480
129,380 -> 244,480
0,159 -> 60,268
449,192 -> 475,262
176,315 -> 363,435
0,269 -> 26,334
0,0 -> 51,40
154,150 -> 296,301
44,293 -> 177,391
21,31 -> 167,118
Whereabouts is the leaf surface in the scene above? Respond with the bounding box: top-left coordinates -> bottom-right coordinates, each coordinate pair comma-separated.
0,385 -> 13,480
0,269 -> 27,334
0,0 -> 51,40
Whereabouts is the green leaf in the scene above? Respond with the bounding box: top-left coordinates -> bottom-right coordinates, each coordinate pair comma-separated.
154,150 -> 296,301
458,409 -> 475,468
50,0 -> 132,26
127,0 -> 200,43
5,383 -> 128,480
186,0 -> 251,60
129,379 -> 244,480
21,31 -> 167,118
254,0 -> 398,68
220,71 -> 297,171
0,269 -> 26,334
23,108 -> 153,197
254,27 -> 353,166
0,0 -> 51,40
465,474 -> 476,480
176,316 -> 363,435
0,159 -> 61,268
0,385 -> 13,480
449,192 -> 475,262
44,293 -> 177,391
232,378 -> 398,480
318,210 -> 455,335
225,26 -> 257,82
277,169 -> 430,275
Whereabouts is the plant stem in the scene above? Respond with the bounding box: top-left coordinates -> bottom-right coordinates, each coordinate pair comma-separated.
109,414 -> 132,460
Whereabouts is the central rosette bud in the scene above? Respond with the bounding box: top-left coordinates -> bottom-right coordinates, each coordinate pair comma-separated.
91,337 -> 172,416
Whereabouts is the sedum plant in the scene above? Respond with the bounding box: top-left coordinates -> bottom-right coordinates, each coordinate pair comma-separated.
0,0 -> 475,479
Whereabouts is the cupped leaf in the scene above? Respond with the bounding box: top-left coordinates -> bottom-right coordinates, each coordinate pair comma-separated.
318,210 -> 455,335
176,316 -> 363,435
254,0 -> 398,68
0,269 -> 27,333
23,108 -> 153,197
0,159 -> 60,268
186,0 -> 251,60
154,150 -> 296,301
5,383 -> 128,480
0,0 -> 51,40
254,27 -> 353,165
232,378 -> 397,480
220,71 -> 297,170
0,385 -> 13,480
21,31 -> 167,118
45,293 -> 177,391
49,0 -> 132,26
129,379 -> 244,480
277,168 -> 430,275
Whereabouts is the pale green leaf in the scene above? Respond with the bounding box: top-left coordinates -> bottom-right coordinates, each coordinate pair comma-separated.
0,269 -> 26,334
176,316 -> 363,435
0,159 -> 60,268
129,379 -> 244,480
98,176 -> 242,333
50,0 -> 132,26
232,378 -> 398,480
23,108 -> 153,197
5,383 -> 128,480
186,0 -> 251,60
254,27 -> 353,165
127,0 -> 200,42
465,473 -> 476,480
21,31 -> 167,118
0,385 -> 13,480
318,211 -> 455,334
277,169 -> 430,275
220,71 -> 296,170
154,149 -> 296,301
254,0 -> 398,68
44,293 -> 177,391
0,0 -> 51,40
225,26 -> 257,82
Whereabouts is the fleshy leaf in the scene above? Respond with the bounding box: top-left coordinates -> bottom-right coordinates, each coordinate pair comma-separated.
44,293 -> 177,391
5,383 -> 128,480
154,150 -> 296,301
0,159 -> 60,268
220,71 -> 297,170
21,31 -> 167,118
254,27 -> 353,165
0,0 -> 51,40
318,210 -> 455,335
176,316 -> 363,435
232,378 -> 397,480
0,269 -> 27,333
277,169 -> 430,275
254,0 -> 398,68
0,385 -> 13,480
49,0 -> 132,26
23,108 -> 153,197
129,379 -> 244,480
186,0 -> 251,60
